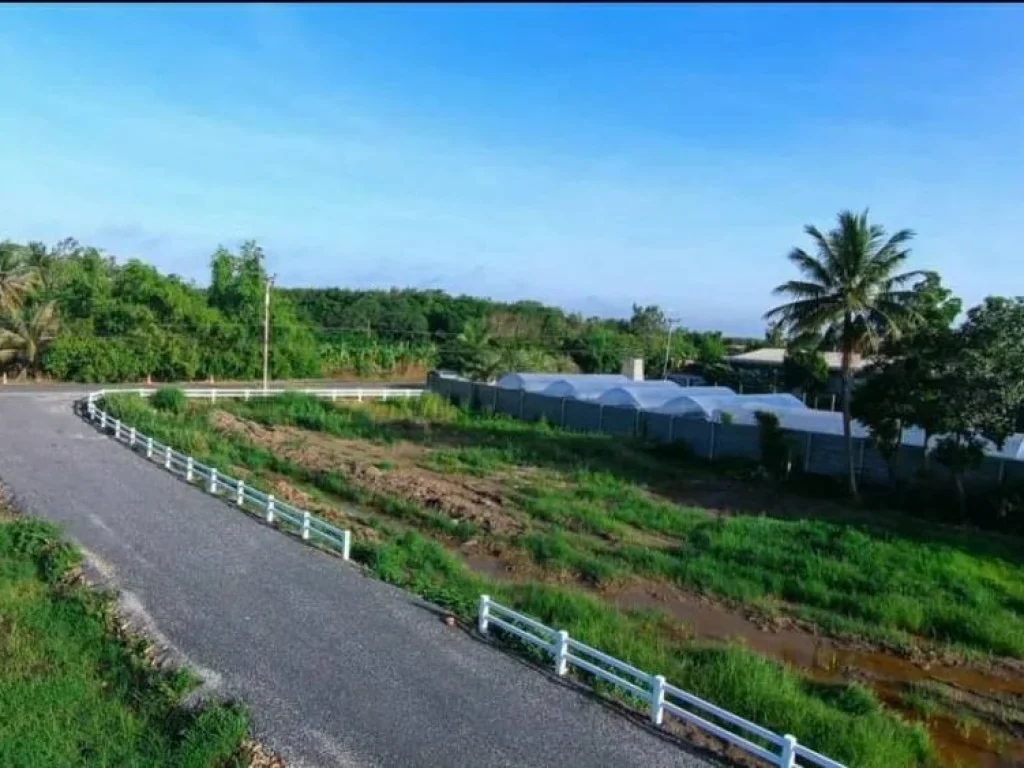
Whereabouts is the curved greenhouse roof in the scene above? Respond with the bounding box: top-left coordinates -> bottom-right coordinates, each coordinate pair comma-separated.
543,379 -> 716,401
596,383 -> 689,409
723,406 -> 872,437
495,373 -> 626,393
716,404 -> 1024,459
729,393 -> 807,410
652,392 -> 804,419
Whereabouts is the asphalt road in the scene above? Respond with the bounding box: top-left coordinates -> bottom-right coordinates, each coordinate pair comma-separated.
0,392 -> 719,768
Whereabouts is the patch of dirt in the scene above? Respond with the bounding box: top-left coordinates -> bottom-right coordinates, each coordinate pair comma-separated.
212,411 -> 526,536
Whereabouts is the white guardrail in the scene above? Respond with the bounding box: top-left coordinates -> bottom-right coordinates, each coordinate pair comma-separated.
478,596 -> 846,768
83,386 -> 843,768
82,387 -> 423,560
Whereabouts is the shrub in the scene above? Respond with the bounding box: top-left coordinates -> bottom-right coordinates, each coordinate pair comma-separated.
755,410 -> 792,480
151,387 -> 188,415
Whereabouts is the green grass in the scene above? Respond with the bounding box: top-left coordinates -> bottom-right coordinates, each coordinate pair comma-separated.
99,393 -> 942,767
0,515 -> 250,766
188,393 -> 1024,659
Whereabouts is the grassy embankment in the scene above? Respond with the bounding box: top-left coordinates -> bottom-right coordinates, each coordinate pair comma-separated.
0,509 -> 251,765
96,391 -> 1024,767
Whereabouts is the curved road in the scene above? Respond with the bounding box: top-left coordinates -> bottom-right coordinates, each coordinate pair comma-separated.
0,391 -> 719,768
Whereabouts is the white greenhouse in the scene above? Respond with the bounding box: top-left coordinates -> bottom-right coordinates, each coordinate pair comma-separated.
495,373 -> 627,393
596,383 -> 690,409
543,378 -> 717,401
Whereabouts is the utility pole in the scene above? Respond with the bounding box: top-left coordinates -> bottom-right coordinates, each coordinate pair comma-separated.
262,274 -> 276,391
661,317 -> 680,380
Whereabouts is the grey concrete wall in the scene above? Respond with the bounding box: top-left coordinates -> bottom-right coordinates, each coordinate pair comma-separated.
639,412 -> 674,443
424,374 -> 1024,491
472,384 -> 499,412
448,379 -> 473,407
495,388 -> 522,418
564,400 -> 604,434
712,423 -> 762,460
602,406 -> 639,437
522,392 -> 564,424
675,420 -> 714,458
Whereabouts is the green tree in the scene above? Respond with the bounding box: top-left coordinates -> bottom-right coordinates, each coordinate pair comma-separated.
0,241 -> 38,312
0,300 -> 60,379
852,274 -> 962,474
930,298 -> 1024,511
782,347 -> 828,397
439,318 -> 500,381
765,209 -> 927,498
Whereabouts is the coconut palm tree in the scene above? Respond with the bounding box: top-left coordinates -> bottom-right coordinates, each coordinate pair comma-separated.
0,300 -> 60,380
0,241 -> 38,312
765,209 -> 927,498
22,241 -> 57,291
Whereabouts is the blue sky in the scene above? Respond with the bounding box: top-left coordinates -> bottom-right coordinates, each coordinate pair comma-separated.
0,4 -> 1021,335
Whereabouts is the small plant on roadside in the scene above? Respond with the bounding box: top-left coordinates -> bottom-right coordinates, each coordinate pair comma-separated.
151,386 -> 188,415
755,410 -> 792,480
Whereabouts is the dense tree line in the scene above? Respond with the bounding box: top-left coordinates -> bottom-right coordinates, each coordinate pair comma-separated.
270,289 -> 734,378
1,239 -> 320,382
0,237 -> 732,383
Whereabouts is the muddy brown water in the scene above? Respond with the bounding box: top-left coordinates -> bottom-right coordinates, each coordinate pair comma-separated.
605,583 -> 1024,767
462,548 -> 1024,765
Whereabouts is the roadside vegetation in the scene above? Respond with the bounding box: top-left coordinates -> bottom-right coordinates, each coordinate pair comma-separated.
0,505 -> 252,766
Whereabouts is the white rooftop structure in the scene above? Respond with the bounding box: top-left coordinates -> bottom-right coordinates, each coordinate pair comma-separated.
544,379 -> 715,401
495,373 -> 627,393
596,383 -> 688,409
652,392 -> 805,419
726,348 -> 870,373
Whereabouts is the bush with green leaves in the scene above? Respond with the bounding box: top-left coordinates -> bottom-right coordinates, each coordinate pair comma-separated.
151,387 -> 188,415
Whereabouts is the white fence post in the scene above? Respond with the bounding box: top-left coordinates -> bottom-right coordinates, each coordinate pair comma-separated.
146,436 -> 153,459
342,530 -> 351,561
357,389 -> 363,402
779,734 -> 797,767
164,445 -> 172,470
128,426 -> 136,447
100,411 -> 107,430
244,389 -> 251,401
478,595 -> 491,634
236,480 -> 245,506
186,457 -> 194,482
650,674 -> 666,726
211,389 -> 217,404
301,511 -> 311,540
266,494 -> 276,523
208,468 -> 219,494
114,419 -> 121,439
554,630 -> 569,676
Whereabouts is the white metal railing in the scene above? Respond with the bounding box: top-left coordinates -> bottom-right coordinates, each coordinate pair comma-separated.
477,596 -> 846,768
93,386 -> 423,402
79,388 -> 397,561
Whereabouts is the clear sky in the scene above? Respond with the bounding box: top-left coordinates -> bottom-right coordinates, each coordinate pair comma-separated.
1,4 -> 1021,335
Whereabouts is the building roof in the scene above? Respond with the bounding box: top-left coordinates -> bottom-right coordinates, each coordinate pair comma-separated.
726,348 -> 869,372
